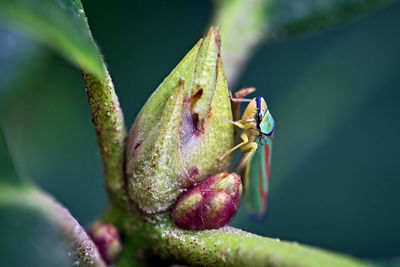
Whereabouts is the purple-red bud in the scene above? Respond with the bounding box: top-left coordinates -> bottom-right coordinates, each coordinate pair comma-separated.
89,222 -> 122,265
171,172 -> 242,230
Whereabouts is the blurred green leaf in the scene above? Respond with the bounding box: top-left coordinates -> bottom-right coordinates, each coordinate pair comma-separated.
268,0 -> 397,37
0,183 -> 104,267
0,203 -> 71,267
0,124 -> 21,185
0,0 -> 105,78
0,125 -> 72,266
214,0 -> 396,85
0,127 -> 101,266
0,27 -> 50,115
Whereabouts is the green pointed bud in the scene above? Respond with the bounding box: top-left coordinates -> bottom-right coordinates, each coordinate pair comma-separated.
89,222 -> 122,265
126,27 -> 234,213
171,172 -> 242,230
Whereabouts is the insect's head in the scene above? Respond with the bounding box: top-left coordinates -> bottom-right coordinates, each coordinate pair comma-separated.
255,96 -> 275,137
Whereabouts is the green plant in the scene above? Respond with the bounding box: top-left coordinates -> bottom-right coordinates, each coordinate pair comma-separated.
0,0 -> 398,266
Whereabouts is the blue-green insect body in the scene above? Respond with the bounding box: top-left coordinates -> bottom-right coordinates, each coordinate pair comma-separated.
218,93 -> 275,220
244,135 -> 272,220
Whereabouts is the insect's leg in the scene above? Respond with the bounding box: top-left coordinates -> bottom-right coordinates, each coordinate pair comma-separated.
231,87 -> 256,121
218,133 -> 249,161
215,117 -> 253,129
229,90 -> 252,103
234,87 -> 256,99
236,142 -> 258,172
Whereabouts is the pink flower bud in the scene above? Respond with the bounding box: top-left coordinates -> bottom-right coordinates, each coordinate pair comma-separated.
89,222 -> 122,265
171,172 -> 242,230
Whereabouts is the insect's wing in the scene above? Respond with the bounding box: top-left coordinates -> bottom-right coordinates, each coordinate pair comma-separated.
243,137 -> 272,221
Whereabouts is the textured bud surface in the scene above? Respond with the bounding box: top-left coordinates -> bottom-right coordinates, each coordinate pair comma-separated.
126,27 -> 234,213
171,172 -> 242,230
89,222 -> 122,265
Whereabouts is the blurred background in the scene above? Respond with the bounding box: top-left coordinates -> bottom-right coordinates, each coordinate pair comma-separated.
0,0 -> 399,265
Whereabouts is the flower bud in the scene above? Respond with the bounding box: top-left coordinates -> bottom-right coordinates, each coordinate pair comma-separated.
89,222 -> 122,265
126,27 -> 234,213
171,172 -> 242,230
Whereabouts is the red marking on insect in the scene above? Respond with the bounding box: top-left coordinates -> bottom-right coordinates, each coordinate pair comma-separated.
265,141 -> 271,183
258,165 -> 267,205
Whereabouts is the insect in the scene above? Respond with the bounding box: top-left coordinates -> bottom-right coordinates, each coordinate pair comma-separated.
218,90 -> 275,220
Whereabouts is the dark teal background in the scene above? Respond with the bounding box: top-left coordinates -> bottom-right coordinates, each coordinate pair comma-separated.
1,0 -> 399,263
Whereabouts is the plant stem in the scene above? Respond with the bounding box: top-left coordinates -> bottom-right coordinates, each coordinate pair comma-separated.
81,69 -> 127,206
212,0 -> 268,88
104,205 -> 370,267
0,184 -> 107,267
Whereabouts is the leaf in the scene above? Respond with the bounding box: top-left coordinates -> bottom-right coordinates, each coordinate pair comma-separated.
0,124 -> 21,185
0,185 -> 106,266
0,0 -> 105,79
0,126 -> 71,266
0,200 -> 71,267
213,0 -> 396,85
268,0 -> 397,37
0,124 -> 104,266
0,26 -> 47,109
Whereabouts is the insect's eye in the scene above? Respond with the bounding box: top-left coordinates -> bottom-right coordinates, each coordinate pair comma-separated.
256,108 -> 265,122
254,113 -> 258,121
255,112 -> 261,123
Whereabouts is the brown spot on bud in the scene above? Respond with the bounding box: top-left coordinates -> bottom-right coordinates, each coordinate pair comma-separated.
134,142 -> 141,150
191,88 -> 204,107
192,113 -> 200,133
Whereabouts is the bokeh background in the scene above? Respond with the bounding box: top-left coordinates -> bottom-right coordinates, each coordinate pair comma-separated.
1,0 -> 400,265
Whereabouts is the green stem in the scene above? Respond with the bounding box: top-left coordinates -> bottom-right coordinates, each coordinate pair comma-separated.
0,184 -> 106,267
212,0 -> 268,87
104,205 -> 370,267
81,69 -> 127,205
